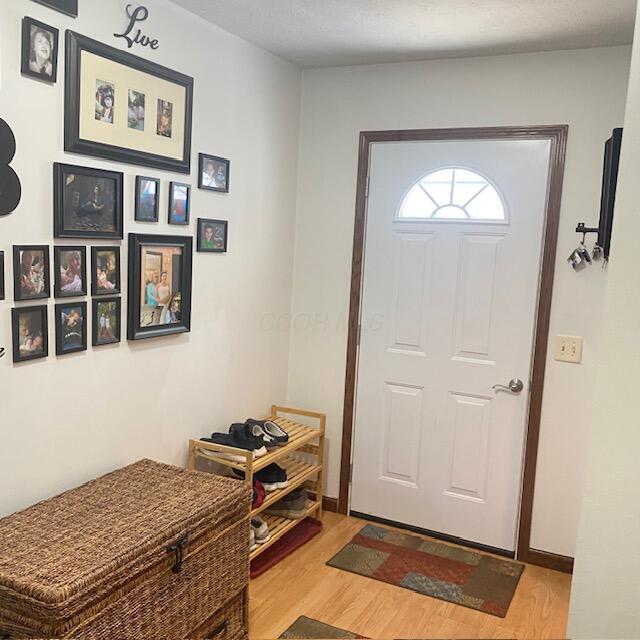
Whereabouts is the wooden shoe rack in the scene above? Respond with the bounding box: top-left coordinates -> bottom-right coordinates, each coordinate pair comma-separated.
187,405 -> 326,561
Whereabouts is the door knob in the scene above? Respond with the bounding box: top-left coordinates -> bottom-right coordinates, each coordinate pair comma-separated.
492,378 -> 524,393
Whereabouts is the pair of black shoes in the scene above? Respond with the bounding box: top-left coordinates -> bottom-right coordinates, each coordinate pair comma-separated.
200,420 -> 289,462
234,463 -> 288,492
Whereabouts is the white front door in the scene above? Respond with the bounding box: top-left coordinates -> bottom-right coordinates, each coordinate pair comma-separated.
350,138 -> 552,551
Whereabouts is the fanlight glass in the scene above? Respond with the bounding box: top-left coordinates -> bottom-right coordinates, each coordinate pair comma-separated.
398,168 -> 506,221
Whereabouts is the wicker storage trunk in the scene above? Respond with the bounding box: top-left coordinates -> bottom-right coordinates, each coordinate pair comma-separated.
0,459 -> 251,640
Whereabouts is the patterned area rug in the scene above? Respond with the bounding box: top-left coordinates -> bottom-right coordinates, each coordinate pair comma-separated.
279,616 -> 367,639
326,524 -> 524,617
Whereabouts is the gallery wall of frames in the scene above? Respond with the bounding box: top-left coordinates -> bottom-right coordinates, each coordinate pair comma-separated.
2,1 -> 233,364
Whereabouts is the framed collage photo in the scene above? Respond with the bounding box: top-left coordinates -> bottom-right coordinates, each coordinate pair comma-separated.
168,182 -> 190,225
127,233 -> 192,341
93,297 -> 121,347
21,17 -> 59,83
197,218 -> 228,253
13,245 -> 50,301
91,246 -> 121,296
31,0 -> 78,17
135,176 -> 160,222
64,31 -> 193,173
12,305 -> 48,363
54,245 -> 87,297
198,154 -> 230,193
55,301 -> 87,355
54,163 -> 124,239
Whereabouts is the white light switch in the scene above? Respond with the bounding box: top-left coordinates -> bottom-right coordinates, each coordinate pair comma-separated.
555,335 -> 583,363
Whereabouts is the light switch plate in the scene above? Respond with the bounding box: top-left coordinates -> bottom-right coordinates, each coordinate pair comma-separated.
555,335 -> 583,363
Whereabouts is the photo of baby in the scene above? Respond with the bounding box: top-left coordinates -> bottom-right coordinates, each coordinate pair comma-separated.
92,247 -> 120,295
14,246 -> 49,301
11,306 -> 48,363
56,302 -> 87,355
55,247 -> 86,297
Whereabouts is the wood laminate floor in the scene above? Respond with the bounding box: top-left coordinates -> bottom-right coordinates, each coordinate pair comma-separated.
249,512 -> 571,639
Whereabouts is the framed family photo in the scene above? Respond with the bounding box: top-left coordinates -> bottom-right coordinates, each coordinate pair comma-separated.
12,305 -> 48,363
53,245 -> 87,297
91,246 -> 121,295
21,17 -> 59,83
135,176 -> 160,222
64,31 -> 193,173
55,301 -> 87,355
168,182 -> 190,225
93,297 -> 121,347
54,163 -> 124,239
197,218 -> 228,253
127,233 -> 193,341
13,245 -> 50,301
198,154 -> 229,193
0,251 -> 4,300
31,0 -> 78,17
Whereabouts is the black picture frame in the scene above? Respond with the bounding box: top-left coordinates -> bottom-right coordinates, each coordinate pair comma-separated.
32,0 -> 78,17
21,17 -> 59,84
55,301 -> 87,355
0,251 -> 4,300
135,176 -> 160,222
198,153 -> 230,193
64,31 -> 193,173
92,297 -> 121,347
54,163 -> 124,239
53,245 -> 87,298
168,182 -> 190,225
127,233 -> 193,341
91,246 -> 121,296
197,218 -> 228,253
12,305 -> 48,363
13,245 -> 50,301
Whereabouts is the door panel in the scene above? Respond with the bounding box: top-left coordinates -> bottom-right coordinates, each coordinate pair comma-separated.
351,139 -> 552,551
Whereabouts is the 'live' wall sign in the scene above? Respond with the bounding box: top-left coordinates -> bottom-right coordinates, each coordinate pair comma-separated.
114,5 -> 159,50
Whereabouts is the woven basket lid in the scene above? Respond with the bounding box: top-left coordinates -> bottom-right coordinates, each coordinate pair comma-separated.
0,459 -> 250,608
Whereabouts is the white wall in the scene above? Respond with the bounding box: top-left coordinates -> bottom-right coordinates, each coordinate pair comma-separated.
568,10 -> 640,639
0,0 -> 301,517
287,46 -> 631,557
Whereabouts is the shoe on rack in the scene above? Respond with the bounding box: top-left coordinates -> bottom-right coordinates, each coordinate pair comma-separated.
229,422 -> 275,452
252,479 -> 266,510
264,487 -> 308,519
251,517 -> 271,545
255,463 -> 288,492
199,434 -> 266,462
246,419 -> 289,444
250,527 -> 258,552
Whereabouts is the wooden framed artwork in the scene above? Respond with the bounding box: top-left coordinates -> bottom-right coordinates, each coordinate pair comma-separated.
13,245 -> 50,301
64,31 -> 194,173
31,0 -> 78,17
91,246 -> 121,296
197,218 -> 228,253
168,182 -> 190,225
21,17 -> 59,83
53,245 -> 87,297
198,154 -> 230,193
135,176 -> 160,222
93,297 -> 121,347
12,305 -> 48,363
55,301 -> 87,355
54,163 -> 124,239
127,233 -> 193,341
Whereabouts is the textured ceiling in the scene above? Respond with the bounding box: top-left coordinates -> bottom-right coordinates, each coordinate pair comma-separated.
170,0 -> 636,68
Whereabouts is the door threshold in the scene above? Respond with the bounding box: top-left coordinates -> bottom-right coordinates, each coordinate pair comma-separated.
349,511 -> 515,559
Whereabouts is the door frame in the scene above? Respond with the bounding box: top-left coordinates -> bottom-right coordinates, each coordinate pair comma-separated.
338,125 -> 572,572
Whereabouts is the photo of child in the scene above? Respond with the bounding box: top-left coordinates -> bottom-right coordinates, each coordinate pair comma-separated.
55,247 -> 86,297
56,303 -> 87,355
197,218 -> 228,253
11,306 -> 48,363
95,80 -> 115,123
94,299 -> 120,346
157,99 -> 173,138
128,89 -> 145,131
14,246 -> 49,301
93,248 -> 119,295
